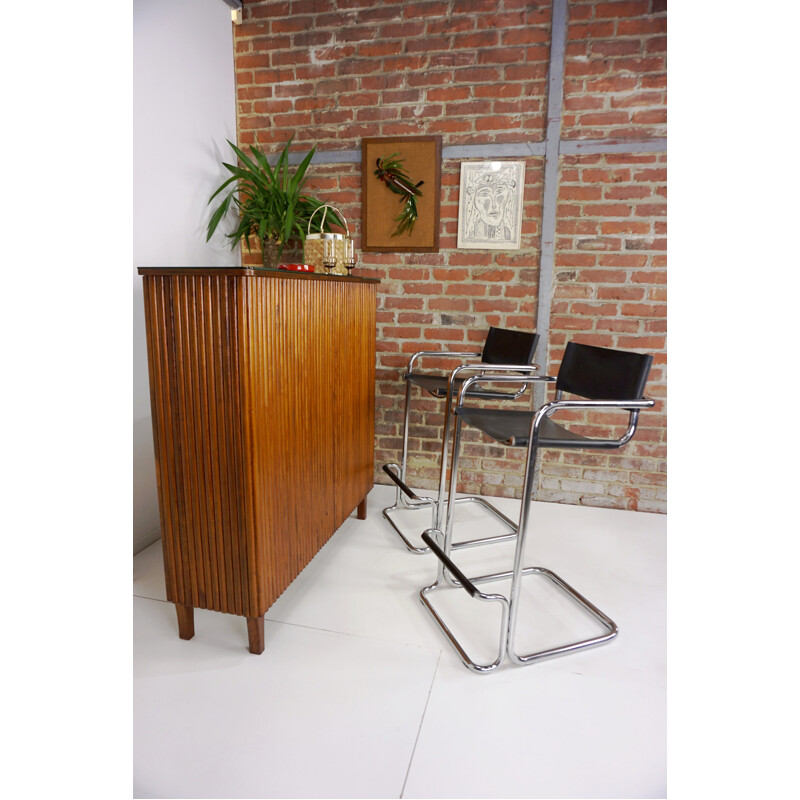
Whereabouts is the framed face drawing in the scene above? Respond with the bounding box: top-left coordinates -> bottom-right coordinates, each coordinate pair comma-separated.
457,161 -> 526,250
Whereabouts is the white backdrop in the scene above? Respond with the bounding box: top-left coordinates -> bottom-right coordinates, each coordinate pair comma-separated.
133,0 -> 240,552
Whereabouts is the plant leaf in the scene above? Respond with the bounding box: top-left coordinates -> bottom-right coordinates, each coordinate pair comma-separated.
206,192 -> 233,240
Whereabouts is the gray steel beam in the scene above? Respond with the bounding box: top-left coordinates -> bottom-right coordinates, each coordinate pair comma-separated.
533,0 -> 569,411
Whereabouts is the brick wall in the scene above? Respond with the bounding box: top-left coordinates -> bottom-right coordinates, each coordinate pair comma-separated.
231,0 -> 667,513
563,0 -> 667,140
548,151 -> 666,510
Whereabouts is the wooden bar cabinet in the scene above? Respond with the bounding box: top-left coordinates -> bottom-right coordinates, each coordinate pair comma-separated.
138,267 -> 378,653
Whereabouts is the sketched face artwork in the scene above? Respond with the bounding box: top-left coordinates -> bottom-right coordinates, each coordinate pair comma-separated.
473,182 -> 512,227
458,161 -> 525,249
465,168 -> 518,241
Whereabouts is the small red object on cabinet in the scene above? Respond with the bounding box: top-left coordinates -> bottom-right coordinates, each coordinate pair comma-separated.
278,263 -> 312,272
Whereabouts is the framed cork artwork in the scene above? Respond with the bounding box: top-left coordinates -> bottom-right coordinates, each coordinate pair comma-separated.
361,136 -> 441,252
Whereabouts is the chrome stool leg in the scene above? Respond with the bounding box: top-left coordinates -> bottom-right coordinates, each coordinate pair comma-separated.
504,444 -> 617,665
382,377 -> 439,553
382,374 -> 460,554
437,413 -> 517,568
420,445 -> 618,672
381,464 -> 437,554
420,531 -> 509,673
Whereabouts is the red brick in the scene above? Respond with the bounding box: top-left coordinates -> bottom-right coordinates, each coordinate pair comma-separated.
579,111 -> 633,127
591,40 -> 642,58
400,104 -> 443,119
584,203 -> 634,217
381,21 -> 426,38
621,303 -> 666,318
614,57 -> 666,73
480,48 -> 530,65
634,203 -> 667,217
601,220 -> 651,235
402,1 -> 451,19
610,91 -> 666,108
271,18 -> 308,33
560,186 -> 603,201
551,315 -> 595,330
406,71 -> 453,87
597,253 -> 648,267
584,76 -> 639,93
604,186 -> 652,200
576,269 -> 628,283
383,297 -> 426,310
428,86 -> 472,102
505,64 -> 546,80
425,328 -> 466,341
556,253 -> 598,268
631,270 -> 667,284
564,96 -> 605,111
403,282 -> 446,296
427,16 -> 474,35
454,31 -> 500,49
237,54 -> 272,69
569,21 -> 616,39
580,168 -> 632,183
564,60 -> 610,78
445,284 -> 488,296
597,287 -> 646,301
571,302 -> 620,316
595,1 -> 651,18
617,17 -> 667,36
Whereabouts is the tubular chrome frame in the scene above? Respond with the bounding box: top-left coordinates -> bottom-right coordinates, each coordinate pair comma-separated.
420,369 -> 655,672
382,349 -> 539,554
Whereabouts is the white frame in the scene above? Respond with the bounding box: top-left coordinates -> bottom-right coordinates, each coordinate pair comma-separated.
457,161 -> 526,250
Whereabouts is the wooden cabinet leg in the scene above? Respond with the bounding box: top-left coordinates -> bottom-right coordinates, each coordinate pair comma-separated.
247,616 -> 265,655
176,604 -> 194,640
357,496 -> 368,520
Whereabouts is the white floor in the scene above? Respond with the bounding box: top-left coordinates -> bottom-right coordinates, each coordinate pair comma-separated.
133,484 -> 666,799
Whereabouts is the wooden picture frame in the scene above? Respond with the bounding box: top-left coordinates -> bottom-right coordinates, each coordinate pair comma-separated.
361,136 -> 441,252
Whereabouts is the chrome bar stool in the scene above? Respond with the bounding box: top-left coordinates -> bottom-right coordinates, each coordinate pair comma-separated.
419,342 -> 655,672
382,327 -> 539,554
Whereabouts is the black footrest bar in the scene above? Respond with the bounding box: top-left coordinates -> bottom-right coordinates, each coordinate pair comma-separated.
382,463 -> 423,502
421,531 -> 480,598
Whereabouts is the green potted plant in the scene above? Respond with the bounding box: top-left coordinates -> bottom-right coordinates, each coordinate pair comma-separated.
206,136 -> 342,269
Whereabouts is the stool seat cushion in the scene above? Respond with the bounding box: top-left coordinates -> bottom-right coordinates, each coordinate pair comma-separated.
406,373 -> 516,400
456,408 -> 594,448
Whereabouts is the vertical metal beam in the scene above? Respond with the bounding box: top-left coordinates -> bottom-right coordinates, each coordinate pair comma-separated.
528,0 -> 569,500
534,0 -> 569,411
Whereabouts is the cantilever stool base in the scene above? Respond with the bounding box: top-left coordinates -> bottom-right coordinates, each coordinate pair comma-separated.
382,464 -> 518,554
419,532 -> 618,673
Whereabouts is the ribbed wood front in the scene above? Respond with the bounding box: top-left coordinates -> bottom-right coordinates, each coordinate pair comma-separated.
141,270 -> 377,620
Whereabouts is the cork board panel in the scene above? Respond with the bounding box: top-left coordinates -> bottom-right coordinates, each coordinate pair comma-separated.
361,136 -> 441,252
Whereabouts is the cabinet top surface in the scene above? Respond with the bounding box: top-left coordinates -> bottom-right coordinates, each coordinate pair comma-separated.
137,266 -> 379,284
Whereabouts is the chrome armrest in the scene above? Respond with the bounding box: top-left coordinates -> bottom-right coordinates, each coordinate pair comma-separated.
539,397 -> 656,413
406,349 -> 483,374
455,371 -> 557,406
532,397 -> 656,448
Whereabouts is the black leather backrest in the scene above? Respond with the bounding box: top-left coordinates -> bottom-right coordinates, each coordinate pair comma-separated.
556,342 -> 653,400
481,327 -> 539,365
